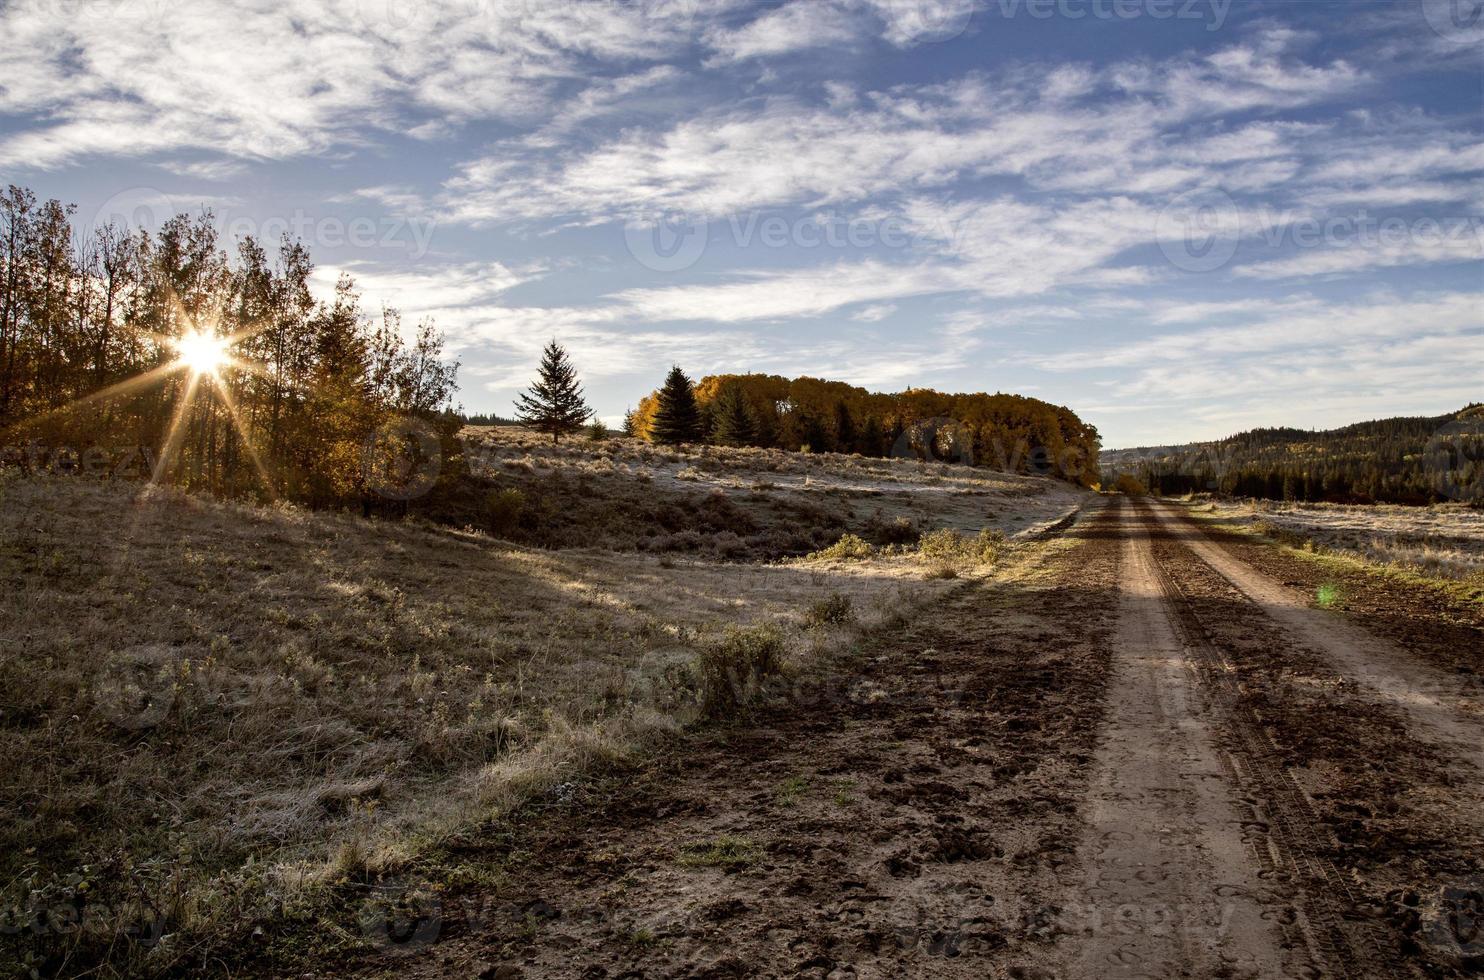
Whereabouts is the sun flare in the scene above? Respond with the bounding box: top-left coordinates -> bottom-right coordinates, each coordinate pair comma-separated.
176,331 -> 229,377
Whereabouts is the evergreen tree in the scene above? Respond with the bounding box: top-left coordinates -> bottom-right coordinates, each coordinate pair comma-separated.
621,407 -> 636,438
650,365 -> 703,444
710,382 -> 757,446
513,340 -> 591,443
860,414 -> 884,457
833,400 -> 856,453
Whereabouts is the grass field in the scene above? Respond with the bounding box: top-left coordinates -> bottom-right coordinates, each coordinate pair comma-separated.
0,439 -> 1085,977
1186,497 -> 1484,584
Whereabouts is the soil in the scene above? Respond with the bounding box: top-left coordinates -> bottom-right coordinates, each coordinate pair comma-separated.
273,496 -> 1484,980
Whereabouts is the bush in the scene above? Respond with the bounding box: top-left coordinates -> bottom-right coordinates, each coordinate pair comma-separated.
916,527 -> 1003,566
808,533 -> 874,561
697,625 -> 785,719
1113,473 -> 1148,496
863,513 -> 918,546
484,487 -> 525,535
804,593 -> 853,627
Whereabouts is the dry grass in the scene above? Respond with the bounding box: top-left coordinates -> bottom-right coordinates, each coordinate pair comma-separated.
1190,497 -> 1484,583
458,426 -> 1084,557
0,440 -> 1085,975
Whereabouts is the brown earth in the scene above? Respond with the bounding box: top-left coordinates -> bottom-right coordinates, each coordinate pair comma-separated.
266,497 -> 1484,980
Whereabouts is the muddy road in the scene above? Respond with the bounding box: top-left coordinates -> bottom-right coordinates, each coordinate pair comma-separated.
320,497 -> 1483,980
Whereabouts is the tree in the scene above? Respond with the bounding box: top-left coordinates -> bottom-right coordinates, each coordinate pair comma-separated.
650,365 -> 703,444
513,340 -> 591,443
833,400 -> 856,454
710,382 -> 756,446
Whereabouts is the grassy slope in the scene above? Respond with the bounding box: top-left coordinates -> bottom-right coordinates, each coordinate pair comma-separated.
0,442 -> 1086,976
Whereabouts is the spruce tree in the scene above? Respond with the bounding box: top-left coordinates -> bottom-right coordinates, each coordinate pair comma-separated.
650,365 -> 703,444
833,400 -> 856,454
711,383 -> 757,447
514,340 -> 591,443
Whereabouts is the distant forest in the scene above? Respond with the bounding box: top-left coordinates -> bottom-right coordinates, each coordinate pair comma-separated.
629,373 -> 1102,488
1101,406 -> 1484,505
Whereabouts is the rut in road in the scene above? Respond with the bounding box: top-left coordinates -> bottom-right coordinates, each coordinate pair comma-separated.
1061,498 -> 1311,980
1145,498 -> 1484,776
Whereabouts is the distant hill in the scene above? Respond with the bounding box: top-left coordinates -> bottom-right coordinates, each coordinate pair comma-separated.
1101,405 -> 1484,505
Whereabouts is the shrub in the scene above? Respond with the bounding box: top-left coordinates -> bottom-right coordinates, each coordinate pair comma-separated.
484,487 -> 525,535
586,419 -> 609,441
863,513 -> 918,546
1113,473 -> 1148,496
808,533 -> 873,561
697,625 -> 785,719
916,527 -> 1003,566
804,592 -> 853,627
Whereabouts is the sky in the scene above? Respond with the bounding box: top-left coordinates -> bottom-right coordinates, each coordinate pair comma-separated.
0,0 -> 1480,448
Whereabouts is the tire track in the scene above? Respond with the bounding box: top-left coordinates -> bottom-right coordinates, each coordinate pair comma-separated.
1065,498 -> 1311,980
1135,497 -> 1415,979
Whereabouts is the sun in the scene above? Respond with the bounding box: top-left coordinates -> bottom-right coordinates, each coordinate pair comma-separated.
176,331 -> 229,377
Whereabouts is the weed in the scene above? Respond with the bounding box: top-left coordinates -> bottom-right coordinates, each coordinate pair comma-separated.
808,533 -> 874,561
677,835 -> 758,868
803,593 -> 853,627
697,625 -> 786,719
776,775 -> 810,807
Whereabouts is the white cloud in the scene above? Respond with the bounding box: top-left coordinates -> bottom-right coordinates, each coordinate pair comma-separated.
852,303 -> 898,322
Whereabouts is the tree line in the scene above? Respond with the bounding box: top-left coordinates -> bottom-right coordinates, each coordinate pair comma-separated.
0,185 -> 460,509
1101,406 -> 1484,505
615,367 -> 1100,486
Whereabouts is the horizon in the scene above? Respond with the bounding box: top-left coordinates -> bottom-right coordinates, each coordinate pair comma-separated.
2,0 -> 1480,447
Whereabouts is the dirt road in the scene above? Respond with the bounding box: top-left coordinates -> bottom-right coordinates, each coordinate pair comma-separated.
307,497 -> 1483,980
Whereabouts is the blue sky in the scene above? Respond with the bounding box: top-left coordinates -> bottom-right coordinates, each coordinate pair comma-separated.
1,0 -> 1480,447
